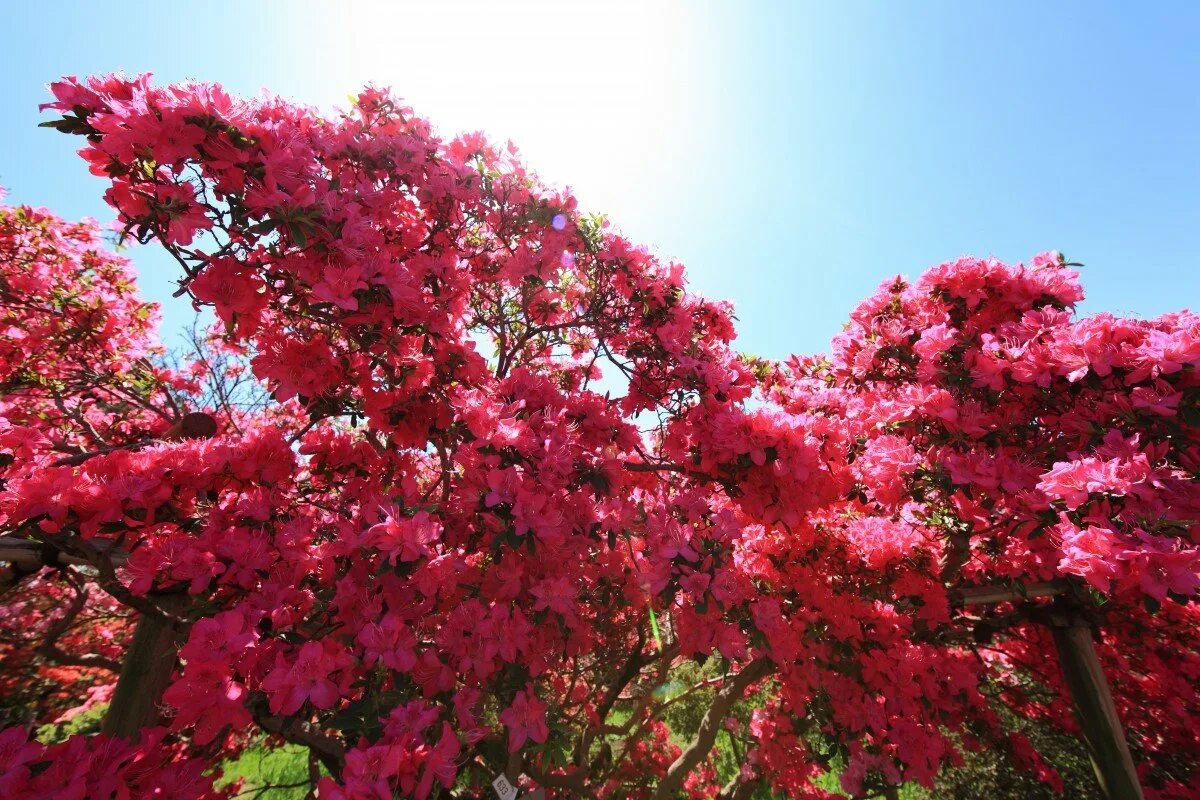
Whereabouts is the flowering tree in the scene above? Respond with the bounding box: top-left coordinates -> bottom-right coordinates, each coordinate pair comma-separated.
0,194 -> 230,795
0,74 -> 1195,800
762,260 -> 1200,798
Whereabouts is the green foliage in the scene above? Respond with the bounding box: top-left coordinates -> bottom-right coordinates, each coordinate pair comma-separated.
216,743 -> 311,800
906,722 -> 1098,800
35,702 -> 108,744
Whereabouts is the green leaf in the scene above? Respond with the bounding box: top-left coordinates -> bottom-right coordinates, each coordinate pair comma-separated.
286,220 -> 308,249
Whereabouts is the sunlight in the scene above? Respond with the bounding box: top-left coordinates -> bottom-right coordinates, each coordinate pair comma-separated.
283,1 -> 719,228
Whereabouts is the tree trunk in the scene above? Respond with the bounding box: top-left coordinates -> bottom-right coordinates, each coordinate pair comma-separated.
1049,613 -> 1144,800
102,596 -> 185,738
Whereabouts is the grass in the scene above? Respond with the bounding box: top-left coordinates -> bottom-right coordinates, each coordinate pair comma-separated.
216,743 -> 311,800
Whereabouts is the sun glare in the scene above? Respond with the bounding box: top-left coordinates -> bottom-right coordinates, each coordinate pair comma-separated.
285,1 -> 717,233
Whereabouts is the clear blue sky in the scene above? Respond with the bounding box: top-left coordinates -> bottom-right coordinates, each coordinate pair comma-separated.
2,2 -> 1197,358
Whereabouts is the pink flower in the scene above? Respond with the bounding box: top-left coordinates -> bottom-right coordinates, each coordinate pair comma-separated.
1055,519 -> 1124,592
499,686 -> 549,752
163,667 -> 252,744
180,610 -> 256,665
530,576 -> 578,622
367,509 -> 441,564
251,333 -> 342,401
913,323 -> 957,378
357,615 -> 418,672
0,727 -> 40,794
418,723 -> 461,796
262,640 -> 352,715
313,262 -> 368,310
190,258 -> 269,331
153,181 -> 212,245
854,435 -> 919,506
1120,535 -> 1200,601
843,515 -> 926,569
1037,455 -> 1150,510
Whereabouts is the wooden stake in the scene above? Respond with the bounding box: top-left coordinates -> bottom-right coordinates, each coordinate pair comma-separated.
1048,611 -> 1144,800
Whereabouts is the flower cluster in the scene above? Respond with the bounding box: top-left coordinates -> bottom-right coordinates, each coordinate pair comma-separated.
759,253 -> 1199,795
0,726 -> 222,800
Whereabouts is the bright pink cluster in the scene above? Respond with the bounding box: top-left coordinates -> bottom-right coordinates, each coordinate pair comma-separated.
763,253 -> 1200,795
0,726 -> 221,800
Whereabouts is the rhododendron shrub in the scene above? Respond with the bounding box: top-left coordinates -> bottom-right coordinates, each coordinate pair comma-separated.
0,72 -> 1193,799
13,74 -> 829,800
0,197 -> 240,796
0,197 -> 176,725
763,257 -> 1200,797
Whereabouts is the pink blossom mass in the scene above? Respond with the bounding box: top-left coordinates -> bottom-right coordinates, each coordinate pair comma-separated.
0,73 -> 1196,799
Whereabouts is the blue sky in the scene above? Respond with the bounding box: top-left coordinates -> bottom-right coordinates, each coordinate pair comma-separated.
2,2 -> 1197,358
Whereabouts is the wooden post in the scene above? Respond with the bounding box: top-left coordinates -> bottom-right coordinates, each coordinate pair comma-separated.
952,583 -> 1144,799
102,596 -> 185,738
1048,610 -> 1144,800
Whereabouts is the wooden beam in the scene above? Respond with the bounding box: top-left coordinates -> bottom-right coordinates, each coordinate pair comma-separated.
950,580 -> 1066,607
948,580 -> 1142,798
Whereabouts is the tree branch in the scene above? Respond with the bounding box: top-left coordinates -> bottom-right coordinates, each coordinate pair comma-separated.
650,658 -> 774,800
35,576 -> 122,673
253,711 -> 346,777
575,627 -> 649,767
717,773 -> 761,800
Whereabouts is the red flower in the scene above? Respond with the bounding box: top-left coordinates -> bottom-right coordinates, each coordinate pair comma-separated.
499,686 -> 549,753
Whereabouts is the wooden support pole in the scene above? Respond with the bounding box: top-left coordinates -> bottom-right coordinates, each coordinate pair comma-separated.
1048,611 -> 1144,800
950,579 -> 1066,607
101,596 -> 186,738
0,536 -> 127,570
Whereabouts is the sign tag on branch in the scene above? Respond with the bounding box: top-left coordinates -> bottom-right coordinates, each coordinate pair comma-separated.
492,774 -> 518,800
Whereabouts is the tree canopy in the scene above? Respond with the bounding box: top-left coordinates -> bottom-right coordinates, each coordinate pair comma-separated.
0,74 -> 1196,800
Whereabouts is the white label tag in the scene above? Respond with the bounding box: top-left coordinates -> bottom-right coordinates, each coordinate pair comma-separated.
492,774 -> 518,800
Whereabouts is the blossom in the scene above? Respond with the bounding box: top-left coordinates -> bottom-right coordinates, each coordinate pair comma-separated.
1037,455 -> 1150,510
843,515 -> 926,569
262,641 -> 352,715
152,181 -> 213,246
357,615 -> 418,672
367,509 -> 441,564
163,667 -> 253,744
1055,519 -> 1124,592
499,686 -> 549,752
189,258 -> 269,332
854,435 -> 919,506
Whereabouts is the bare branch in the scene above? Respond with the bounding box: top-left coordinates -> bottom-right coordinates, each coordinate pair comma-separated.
35,576 -> 121,673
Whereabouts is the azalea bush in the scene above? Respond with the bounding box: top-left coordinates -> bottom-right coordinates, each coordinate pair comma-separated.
0,73 -> 1196,799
